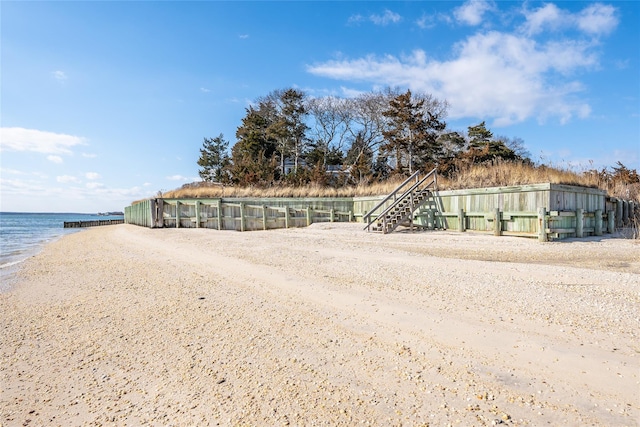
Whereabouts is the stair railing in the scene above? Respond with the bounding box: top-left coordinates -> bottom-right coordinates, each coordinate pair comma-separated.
364,167 -> 438,232
376,169 -> 437,233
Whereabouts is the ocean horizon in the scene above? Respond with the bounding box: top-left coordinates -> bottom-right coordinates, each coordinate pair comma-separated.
0,212 -> 124,290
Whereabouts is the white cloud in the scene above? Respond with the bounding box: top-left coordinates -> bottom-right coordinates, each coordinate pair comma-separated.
307,30 -> 599,126
454,0 -> 494,26
0,167 -> 26,175
82,153 -> 97,158
85,182 -> 104,189
52,70 -> 67,81
416,13 -> 444,30
348,14 -> 364,24
0,177 -> 47,195
166,174 -> 191,181
57,175 -> 80,184
200,87 -> 211,93
520,3 -> 564,35
370,10 -> 401,26
85,172 -> 101,180
349,9 -> 401,26
0,127 -> 86,154
47,155 -> 63,164
521,3 -> 618,36
239,34 -> 249,39
577,3 -> 618,35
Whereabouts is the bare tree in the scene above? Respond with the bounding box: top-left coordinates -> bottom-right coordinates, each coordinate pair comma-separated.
343,88 -> 398,173
306,96 -> 350,166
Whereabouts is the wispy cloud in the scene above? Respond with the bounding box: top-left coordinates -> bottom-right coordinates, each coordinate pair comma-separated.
57,175 -> 81,184
82,153 -> 97,158
349,9 -> 401,26
370,10 -> 401,26
47,155 -> 63,164
166,174 -> 198,182
52,70 -> 67,81
520,3 -> 564,35
85,182 -> 104,189
239,34 -> 249,39
85,172 -> 101,180
416,14 -> 438,30
521,2 -> 618,36
200,87 -> 211,93
453,0 -> 495,26
0,127 -> 86,154
576,3 -> 618,35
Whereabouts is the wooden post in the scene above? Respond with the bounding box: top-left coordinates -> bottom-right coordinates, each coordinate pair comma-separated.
493,208 -> 502,236
576,208 -> 584,238
175,201 -> 180,228
306,206 -> 312,226
150,199 -> 157,228
348,211 -> 353,222
615,198 -> 623,227
284,207 -> 290,229
538,207 -> 548,242
262,205 -> 267,231
240,203 -> 246,232
607,210 -> 615,233
217,200 -> 222,231
427,210 -> 434,230
195,200 -> 201,228
154,199 -> 164,228
409,192 -> 414,233
622,200 -> 629,225
330,208 -> 335,223
458,209 -> 465,232
595,209 -> 603,236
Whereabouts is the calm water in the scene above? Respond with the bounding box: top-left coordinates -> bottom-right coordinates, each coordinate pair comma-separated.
0,213 -> 124,287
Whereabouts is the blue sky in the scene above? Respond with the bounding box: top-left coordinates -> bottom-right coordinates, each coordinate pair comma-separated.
1,1 -> 638,213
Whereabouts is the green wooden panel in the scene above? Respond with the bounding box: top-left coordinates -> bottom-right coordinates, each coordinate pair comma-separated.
124,183 -> 615,240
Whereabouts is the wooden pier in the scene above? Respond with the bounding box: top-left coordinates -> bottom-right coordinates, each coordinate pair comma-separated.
63,219 -> 125,228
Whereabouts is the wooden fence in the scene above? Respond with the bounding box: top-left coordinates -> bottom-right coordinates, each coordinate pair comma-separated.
126,198 -> 354,231
125,184 -> 637,240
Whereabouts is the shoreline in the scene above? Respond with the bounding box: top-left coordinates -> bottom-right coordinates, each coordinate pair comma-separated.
1,223 -> 638,425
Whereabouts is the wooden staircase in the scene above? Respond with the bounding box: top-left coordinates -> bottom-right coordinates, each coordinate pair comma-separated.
364,168 -> 438,234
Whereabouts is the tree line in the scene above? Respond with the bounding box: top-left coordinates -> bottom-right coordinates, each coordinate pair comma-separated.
197,87 -> 532,187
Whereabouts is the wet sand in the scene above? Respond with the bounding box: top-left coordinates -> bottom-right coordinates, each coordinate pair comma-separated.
1,223 -> 638,426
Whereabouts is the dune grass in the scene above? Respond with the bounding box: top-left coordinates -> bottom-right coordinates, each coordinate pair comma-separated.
157,161 -> 638,202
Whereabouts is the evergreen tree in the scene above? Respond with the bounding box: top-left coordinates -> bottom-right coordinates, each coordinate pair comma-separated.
265,88 -> 309,174
381,90 -> 446,175
197,134 -> 231,183
466,122 -> 519,164
231,106 -> 279,185
468,121 -> 493,149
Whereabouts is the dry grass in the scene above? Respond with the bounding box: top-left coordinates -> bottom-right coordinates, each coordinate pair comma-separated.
160,178 -> 408,199
443,161 -> 598,189
139,161 -> 638,204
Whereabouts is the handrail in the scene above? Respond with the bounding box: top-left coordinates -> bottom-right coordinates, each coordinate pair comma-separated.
364,167 -> 437,231
363,170 -> 420,224
371,170 -> 436,231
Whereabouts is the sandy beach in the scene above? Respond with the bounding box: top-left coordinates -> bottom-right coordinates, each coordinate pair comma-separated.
1,223 -> 638,426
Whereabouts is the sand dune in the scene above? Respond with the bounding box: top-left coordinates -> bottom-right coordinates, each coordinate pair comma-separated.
1,223 -> 638,426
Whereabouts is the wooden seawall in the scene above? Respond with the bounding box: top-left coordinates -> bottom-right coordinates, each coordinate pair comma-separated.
63,219 -> 125,228
125,183 -> 637,241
